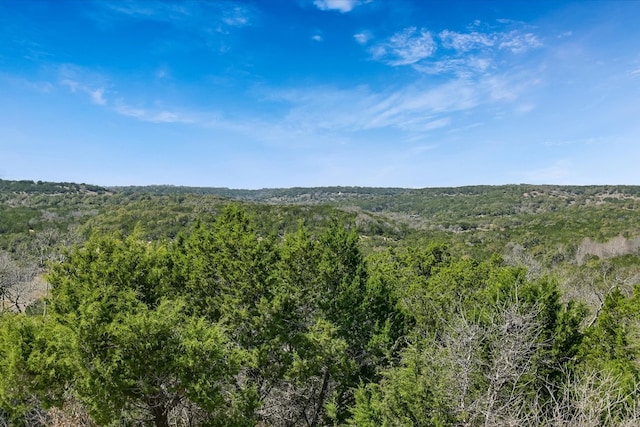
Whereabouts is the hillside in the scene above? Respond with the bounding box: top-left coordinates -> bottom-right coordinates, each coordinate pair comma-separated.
3,179 -> 640,259
3,179 -> 640,425
2,179 -> 639,304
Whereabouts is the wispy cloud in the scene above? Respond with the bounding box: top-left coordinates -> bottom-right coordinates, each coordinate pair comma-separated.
49,25 -> 541,149
413,56 -> 491,77
312,34 -> 323,42
93,0 -> 255,49
1,74 -> 55,93
262,71 -> 533,137
254,47 -> 550,149
101,0 -> 253,26
221,5 -> 251,27
499,31 -> 542,53
113,103 -> 196,124
483,74 -> 539,102
369,22 -> 544,77
313,0 -> 362,13
370,27 -> 436,66
59,65 -> 108,106
353,31 -> 372,45
103,1 -> 190,20
439,30 -> 495,52
56,64 -> 198,123
88,87 -> 106,105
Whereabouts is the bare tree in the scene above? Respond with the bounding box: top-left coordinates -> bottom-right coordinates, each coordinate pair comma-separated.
427,294 -> 547,427
545,369 -> 640,427
482,302 -> 546,426
0,251 -> 38,312
434,311 -> 486,426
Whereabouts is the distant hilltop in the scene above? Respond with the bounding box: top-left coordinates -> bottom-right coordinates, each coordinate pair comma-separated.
3,179 -> 640,206
0,179 -> 110,195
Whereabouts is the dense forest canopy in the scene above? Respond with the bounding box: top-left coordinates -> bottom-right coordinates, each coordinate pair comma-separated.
2,179 -> 640,426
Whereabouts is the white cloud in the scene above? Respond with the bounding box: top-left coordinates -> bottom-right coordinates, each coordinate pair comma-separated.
368,23 -> 543,76
221,5 -> 251,27
499,32 -> 542,53
259,63 -> 544,144
97,0 -> 254,50
485,73 -> 541,102
113,103 -> 195,124
103,1 -> 192,21
60,78 -> 79,92
313,0 -> 360,13
265,78 -> 488,136
56,65 -> 202,123
11,77 -> 55,93
155,67 -> 169,79
371,27 -> 436,66
61,78 -> 107,106
439,30 -> 495,52
353,32 -> 372,45
414,56 -> 491,77
89,87 -> 107,105
312,34 -> 323,42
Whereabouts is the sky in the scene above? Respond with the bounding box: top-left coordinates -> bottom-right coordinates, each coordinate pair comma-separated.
1,0 -> 640,189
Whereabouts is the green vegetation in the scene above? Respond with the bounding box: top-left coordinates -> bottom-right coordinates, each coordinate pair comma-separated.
2,179 -> 640,425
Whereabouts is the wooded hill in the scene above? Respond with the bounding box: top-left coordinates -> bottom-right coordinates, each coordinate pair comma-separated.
2,179 -> 640,426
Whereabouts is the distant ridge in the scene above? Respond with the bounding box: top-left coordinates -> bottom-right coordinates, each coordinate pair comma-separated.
3,179 -> 640,205
108,183 -> 640,205
0,179 -> 109,195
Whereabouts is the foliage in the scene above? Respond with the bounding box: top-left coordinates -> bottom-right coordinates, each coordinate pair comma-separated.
2,179 -> 640,425
347,250 -> 590,427
46,232 -> 253,426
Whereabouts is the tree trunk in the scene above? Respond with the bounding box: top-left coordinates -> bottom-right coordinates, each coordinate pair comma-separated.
310,367 -> 330,427
151,404 -> 170,427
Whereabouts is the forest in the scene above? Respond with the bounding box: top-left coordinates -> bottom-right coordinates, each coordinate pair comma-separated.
2,179 -> 640,426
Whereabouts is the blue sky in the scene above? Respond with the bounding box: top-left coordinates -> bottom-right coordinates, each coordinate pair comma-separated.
1,0 -> 639,188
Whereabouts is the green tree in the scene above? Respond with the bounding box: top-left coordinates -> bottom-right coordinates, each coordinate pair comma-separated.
171,205 -> 278,344
348,255 -> 585,426
47,232 -> 252,426
0,313 -> 72,426
577,286 -> 640,411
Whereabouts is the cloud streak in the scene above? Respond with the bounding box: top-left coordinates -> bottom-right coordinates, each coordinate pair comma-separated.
92,0 -> 255,53
112,103 -> 196,124
56,65 -> 200,124
53,61 -> 540,150
313,0 -> 362,13
263,70 -> 535,138
499,32 -> 542,53
100,0 -> 253,27
370,27 -> 437,66
353,32 -> 372,45
60,72 -> 107,105
439,30 -> 495,52
369,22 -> 543,78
